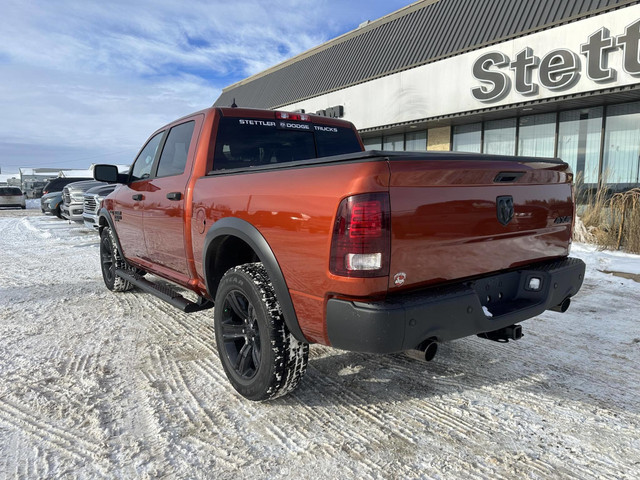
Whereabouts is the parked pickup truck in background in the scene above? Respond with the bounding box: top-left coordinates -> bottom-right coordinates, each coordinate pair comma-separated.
62,180 -> 106,222
94,106 -> 585,400
83,184 -> 117,229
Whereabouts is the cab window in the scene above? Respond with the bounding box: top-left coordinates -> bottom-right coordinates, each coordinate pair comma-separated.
130,132 -> 164,182
156,121 -> 195,177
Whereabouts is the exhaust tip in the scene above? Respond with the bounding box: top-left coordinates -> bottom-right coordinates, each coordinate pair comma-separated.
406,338 -> 438,362
423,341 -> 438,362
551,297 -> 571,313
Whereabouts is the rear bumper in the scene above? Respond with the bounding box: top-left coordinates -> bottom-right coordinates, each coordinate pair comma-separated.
326,257 -> 585,353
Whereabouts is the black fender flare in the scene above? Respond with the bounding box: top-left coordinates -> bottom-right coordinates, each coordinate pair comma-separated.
203,217 -> 307,343
97,207 -> 125,258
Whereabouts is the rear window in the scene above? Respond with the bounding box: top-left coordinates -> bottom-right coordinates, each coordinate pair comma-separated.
0,187 -> 22,195
212,117 -> 361,171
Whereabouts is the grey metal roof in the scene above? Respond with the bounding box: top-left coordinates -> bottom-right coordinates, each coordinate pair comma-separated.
214,0 -> 636,109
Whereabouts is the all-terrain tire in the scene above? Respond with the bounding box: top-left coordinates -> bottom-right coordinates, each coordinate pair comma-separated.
100,226 -> 135,292
214,263 -> 309,401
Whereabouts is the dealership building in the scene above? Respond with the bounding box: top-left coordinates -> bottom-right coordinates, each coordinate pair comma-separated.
215,0 -> 640,190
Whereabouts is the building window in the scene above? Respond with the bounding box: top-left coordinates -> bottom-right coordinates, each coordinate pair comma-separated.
603,102 -> 640,187
484,118 -> 516,155
384,134 -> 404,151
558,108 -> 603,185
519,113 -> 556,158
452,123 -> 481,153
363,136 -> 382,150
405,130 -> 427,151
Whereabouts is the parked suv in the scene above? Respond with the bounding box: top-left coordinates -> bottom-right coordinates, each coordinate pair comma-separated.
41,177 -> 92,214
41,191 -> 64,218
61,180 -> 106,222
83,184 -> 117,229
0,187 -> 26,209
42,177 -> 92,195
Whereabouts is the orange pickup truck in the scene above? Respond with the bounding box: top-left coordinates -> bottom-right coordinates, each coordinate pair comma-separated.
94,106 -> 585,400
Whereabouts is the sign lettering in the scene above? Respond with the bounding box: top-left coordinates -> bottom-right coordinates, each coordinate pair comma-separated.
472,19 -> 640,102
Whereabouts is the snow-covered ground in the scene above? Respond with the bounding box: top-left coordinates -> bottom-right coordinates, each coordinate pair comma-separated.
1,205 -> 639,479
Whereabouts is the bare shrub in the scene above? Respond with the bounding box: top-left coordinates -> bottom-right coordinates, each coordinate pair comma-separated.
608,188 -> 640,254
578,181 -> 640,253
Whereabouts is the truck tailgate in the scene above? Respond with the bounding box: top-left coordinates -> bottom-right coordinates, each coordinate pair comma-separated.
388,154 -> 574,291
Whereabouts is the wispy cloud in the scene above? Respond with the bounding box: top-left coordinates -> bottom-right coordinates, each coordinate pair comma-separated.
0,0 -> 411,171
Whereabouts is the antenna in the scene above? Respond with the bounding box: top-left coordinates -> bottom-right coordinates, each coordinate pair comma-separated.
231,98 -> 238,108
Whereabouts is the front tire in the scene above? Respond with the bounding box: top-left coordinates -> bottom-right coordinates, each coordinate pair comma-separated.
100,226 -> 134,292
214,263 -> 308,401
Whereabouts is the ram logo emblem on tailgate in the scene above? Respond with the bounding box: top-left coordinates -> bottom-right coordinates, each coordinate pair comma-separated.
496,196 -> 514,225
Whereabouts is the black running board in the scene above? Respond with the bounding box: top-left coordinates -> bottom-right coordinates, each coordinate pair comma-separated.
115,269 -> 214,313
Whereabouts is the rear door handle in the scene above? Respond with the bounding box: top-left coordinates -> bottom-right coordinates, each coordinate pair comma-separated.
166,192 -> 182,201
132,194 -> 143,201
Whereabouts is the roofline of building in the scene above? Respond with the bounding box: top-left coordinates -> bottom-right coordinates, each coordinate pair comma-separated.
274,0 -> 639,111
221,0 -> 436,92
219,0 -> 639,110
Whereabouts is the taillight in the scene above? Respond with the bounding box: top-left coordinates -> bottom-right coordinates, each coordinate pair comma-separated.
275,111 -> 310,122
330,193 -> 391,278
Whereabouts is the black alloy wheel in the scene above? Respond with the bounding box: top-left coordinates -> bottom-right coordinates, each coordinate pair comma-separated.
213,263 -> 309,401
219,289 -> 262,380
99,227 -> 133,292
100,229 -> 116,286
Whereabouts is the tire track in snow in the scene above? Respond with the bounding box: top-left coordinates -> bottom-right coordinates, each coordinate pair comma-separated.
138,344 -> 258,473
292,347 -> 558,479
283,373 -> 405,478
483,379 -> 633,480
0,398 -> 110,477
296,396 -> 406,478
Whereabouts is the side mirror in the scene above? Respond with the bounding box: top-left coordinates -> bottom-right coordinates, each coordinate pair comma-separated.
94,164 -> 123,183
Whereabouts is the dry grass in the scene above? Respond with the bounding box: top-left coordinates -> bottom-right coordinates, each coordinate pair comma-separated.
578,183 -> 640,254
608,188 -> 640,253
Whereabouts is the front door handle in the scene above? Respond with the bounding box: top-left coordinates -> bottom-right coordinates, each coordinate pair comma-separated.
166,192 -> 182,201
132,194 -> 143,201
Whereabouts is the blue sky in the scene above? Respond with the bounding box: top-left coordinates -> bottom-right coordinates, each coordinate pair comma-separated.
0,0 -> 413,174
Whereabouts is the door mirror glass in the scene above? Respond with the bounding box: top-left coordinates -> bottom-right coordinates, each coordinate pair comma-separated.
94,164 -> 120,183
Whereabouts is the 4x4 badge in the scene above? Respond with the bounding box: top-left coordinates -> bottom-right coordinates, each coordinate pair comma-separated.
496,196 -> 514,225
394,272 -> 407,286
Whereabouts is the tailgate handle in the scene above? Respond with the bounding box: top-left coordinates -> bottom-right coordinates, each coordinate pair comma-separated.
166,192 -> 182,201
494,172 -> 524,183
132,194 -> 143,201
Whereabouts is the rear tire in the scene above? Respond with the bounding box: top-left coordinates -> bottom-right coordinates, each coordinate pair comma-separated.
214,263 -> 308,401
100,226 -> 134,292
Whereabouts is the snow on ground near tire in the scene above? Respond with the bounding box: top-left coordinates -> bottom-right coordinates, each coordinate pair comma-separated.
1,209 -> 639,479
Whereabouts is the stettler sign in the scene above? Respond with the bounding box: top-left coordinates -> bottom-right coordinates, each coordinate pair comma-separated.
472,20 -> 640,102
282,5 -> 640,131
